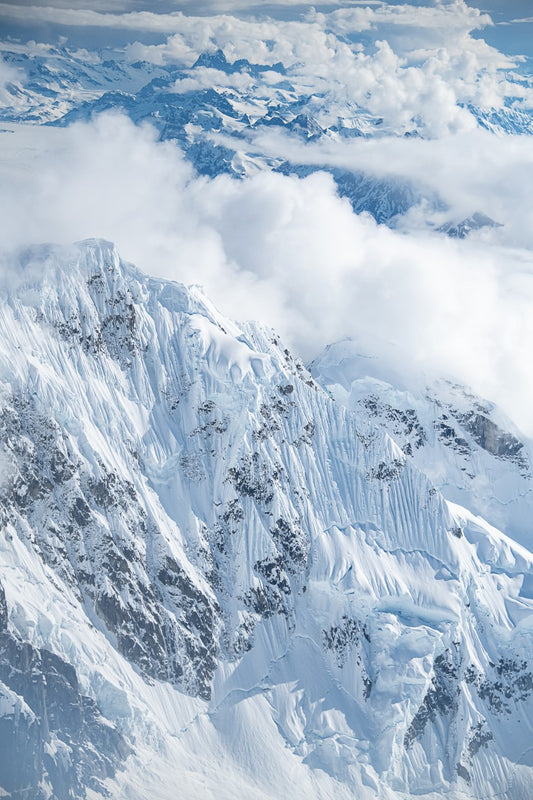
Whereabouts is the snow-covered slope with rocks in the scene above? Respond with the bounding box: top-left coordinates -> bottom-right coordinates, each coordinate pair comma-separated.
1,239 -> 533,800
311,341 -> 533,550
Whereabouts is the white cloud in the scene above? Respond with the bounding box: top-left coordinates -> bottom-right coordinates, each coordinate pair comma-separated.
312,39 -> 480,135
1,113 -> 533,436
245,125 -> 533,249
115,4 -> 529,135
0,0 -> 382,21
313,0 -> 492,41
0,2 -> 361,34
0,4 -> 188,32
172,66 -> 256,93
0,0 -> 490,34
126,15 -> 358,70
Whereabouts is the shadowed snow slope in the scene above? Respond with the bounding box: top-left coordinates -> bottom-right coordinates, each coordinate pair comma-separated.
1,240 -> 533,800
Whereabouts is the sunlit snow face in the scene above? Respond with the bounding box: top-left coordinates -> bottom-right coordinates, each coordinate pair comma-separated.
0,0 -> 533,434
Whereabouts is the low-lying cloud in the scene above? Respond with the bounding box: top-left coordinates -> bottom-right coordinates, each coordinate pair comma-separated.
244,126 -> 533,249
1,112 -> 533,436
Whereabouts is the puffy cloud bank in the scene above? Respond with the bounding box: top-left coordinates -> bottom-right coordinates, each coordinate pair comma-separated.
1,112 -> 533,435
3,0 -> 530,136
116,1 -> 529,137
0,1 -> 532,432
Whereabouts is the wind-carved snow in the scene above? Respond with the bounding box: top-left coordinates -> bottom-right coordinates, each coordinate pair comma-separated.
189,313 -> 270,380
311,340 -> 533,550
0,240 -> 533,800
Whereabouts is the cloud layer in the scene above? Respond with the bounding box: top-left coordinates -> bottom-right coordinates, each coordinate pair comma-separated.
117,3 -> 530,137
1,1 -> 533,434
1,112 -> 533,436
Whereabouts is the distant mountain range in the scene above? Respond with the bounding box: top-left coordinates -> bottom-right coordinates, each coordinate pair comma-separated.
2,45 -> 528,232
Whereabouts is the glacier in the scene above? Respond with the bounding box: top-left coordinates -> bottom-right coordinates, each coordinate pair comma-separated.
1,239 -> 533,799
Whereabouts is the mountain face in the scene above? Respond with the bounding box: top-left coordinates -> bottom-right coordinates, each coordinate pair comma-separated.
1,239 -> 533,800
311,341 -> 533,550
436,213 -> 503,239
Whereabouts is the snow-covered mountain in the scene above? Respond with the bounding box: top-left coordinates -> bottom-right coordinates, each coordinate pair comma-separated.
311,340 -> 533,550
1,44 -> 529,231
2,239 -> 533,800
0,44 -> 169,125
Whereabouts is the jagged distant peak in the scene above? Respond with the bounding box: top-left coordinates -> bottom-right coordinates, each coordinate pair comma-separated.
437,211 -> 503,239
192,48 -> 229,71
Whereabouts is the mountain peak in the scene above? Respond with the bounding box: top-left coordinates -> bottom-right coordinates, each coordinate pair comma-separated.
192,49 -> 229,71
1,242 -> 533,799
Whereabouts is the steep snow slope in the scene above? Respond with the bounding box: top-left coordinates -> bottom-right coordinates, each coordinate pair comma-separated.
311,341 -> 533,550
1,240 -> 533,800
